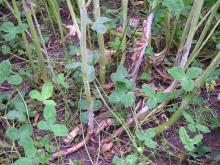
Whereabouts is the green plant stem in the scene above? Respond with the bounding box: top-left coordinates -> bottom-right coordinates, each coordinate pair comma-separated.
22,0 -> 48,81
185,0 -> 220,67
154,51 -> 220,135
93,0 -> 106,84
120,0 -> 128,65
46,0 -> 65,47
79,0 -> 94,133
66,0 -> 81,38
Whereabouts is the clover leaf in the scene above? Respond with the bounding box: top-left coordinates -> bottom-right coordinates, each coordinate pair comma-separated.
142,84 -> 169,109
136,128 -> 157,149
179,127 -> 203,151
91,16 -> 111,34
168,67 -> 202,92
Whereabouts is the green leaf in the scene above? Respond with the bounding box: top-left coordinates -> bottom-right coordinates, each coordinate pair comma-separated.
5,110 -> 26,121
18,137 -> 36,158
29,90 -> 43,101
79,111 -> 88,123
91,22 -> 107,34
183,112 -> 194,124
140,72 -> 151,81
188,124 -> 196,132
2,45 -> 11,54
78,99 -> 89,110
135,129 -> 145,141
0,60 -> 12,84
65,62 -> 81,70
19,124 -> 33,139
162,0 -> 185,15
56,73 -> 69,89
111,65 -> 128,82
168,67 -> 186,81
96,16 -> 111,24
109,91 -> 121,104
181,79 -> 194,91
186,67 -> 202,79
43,105 -> 56,123
14,157 -> 36,165
145,128 -> 156,138
112,156 -> 124,164
87,50 -> 100,65
147,97 -> 157,109
7,74 -> 23,85
144,138 -> 157,149
125,154 -> 137,165
195,124 -> 210,133
41,82 -> 53,100
6,127 -> 20,141
42,100 -> 56,106
50,124 -> 68,137
142,84 -> 156,97
37,120 -> 52,130
121,92 -> 135,107
87,65 -> 95,82
94,99 -> 103,111
179,127 -> 203,151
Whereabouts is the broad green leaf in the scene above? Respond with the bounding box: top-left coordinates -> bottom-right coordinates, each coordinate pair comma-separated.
7,74 -> 23,85
56,73 -> 69,89
5,110 -> 26,121
41,82 -> 53,100
144,138 -> 157,149
65,62 -> 81,70
0,21 -> 14,32
179,127 -> 203,151
18,137 -> 36,158
87,65 -> 95,82
43,105 -> 56,123
181,79 -> 194,91
111,65 -> 127,82
112,156 -> 124,164
142,84 -> 156,97
195,124 -> 210,133
145,128 -> 155,138
6,127 -> 20,141
78,99 -> 89,110
125,154 -> 137,165
121,92 -> 135,107
91,22 -> 107,34
156,92 -> 169,103
186,67 -> 202,79
2,45 -> 11,54
162,0 -> 185,15
0,60 -> 12,84
188,124 -> 196,132
87,50 -> 100,65
29,90 -> 42,101
19,124 -> 33,139
42,99 -> 56,106
135,129 -> 145,141
140,72 -> 151,81
147,97 -> 157,109
50,124 -> 68,137
183,112 -> 194,124
96,16 -> 111,24
109,91 -> 121,104
79,111 -> 88,123
37,120 -> 52,130
94,99 -> 103,111
14,157 -> 36,165
168,67 -> 186,81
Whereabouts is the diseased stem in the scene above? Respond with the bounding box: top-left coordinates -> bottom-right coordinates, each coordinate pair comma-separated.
154,51 -> 220,135
93,0 -> 106,84
79,0 -> 94,133
120,0 -> 128,65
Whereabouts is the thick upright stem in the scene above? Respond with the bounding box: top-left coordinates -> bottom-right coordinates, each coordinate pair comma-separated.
11,0 -> 36,74
79,1 -> 94,133
22,0 -> 48,81
93,0 -> 106,84
154,51 -> 220,135
120,0 -> 128,65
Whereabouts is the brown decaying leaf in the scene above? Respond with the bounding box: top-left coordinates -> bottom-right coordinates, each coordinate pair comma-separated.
102,142 -> 113,153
